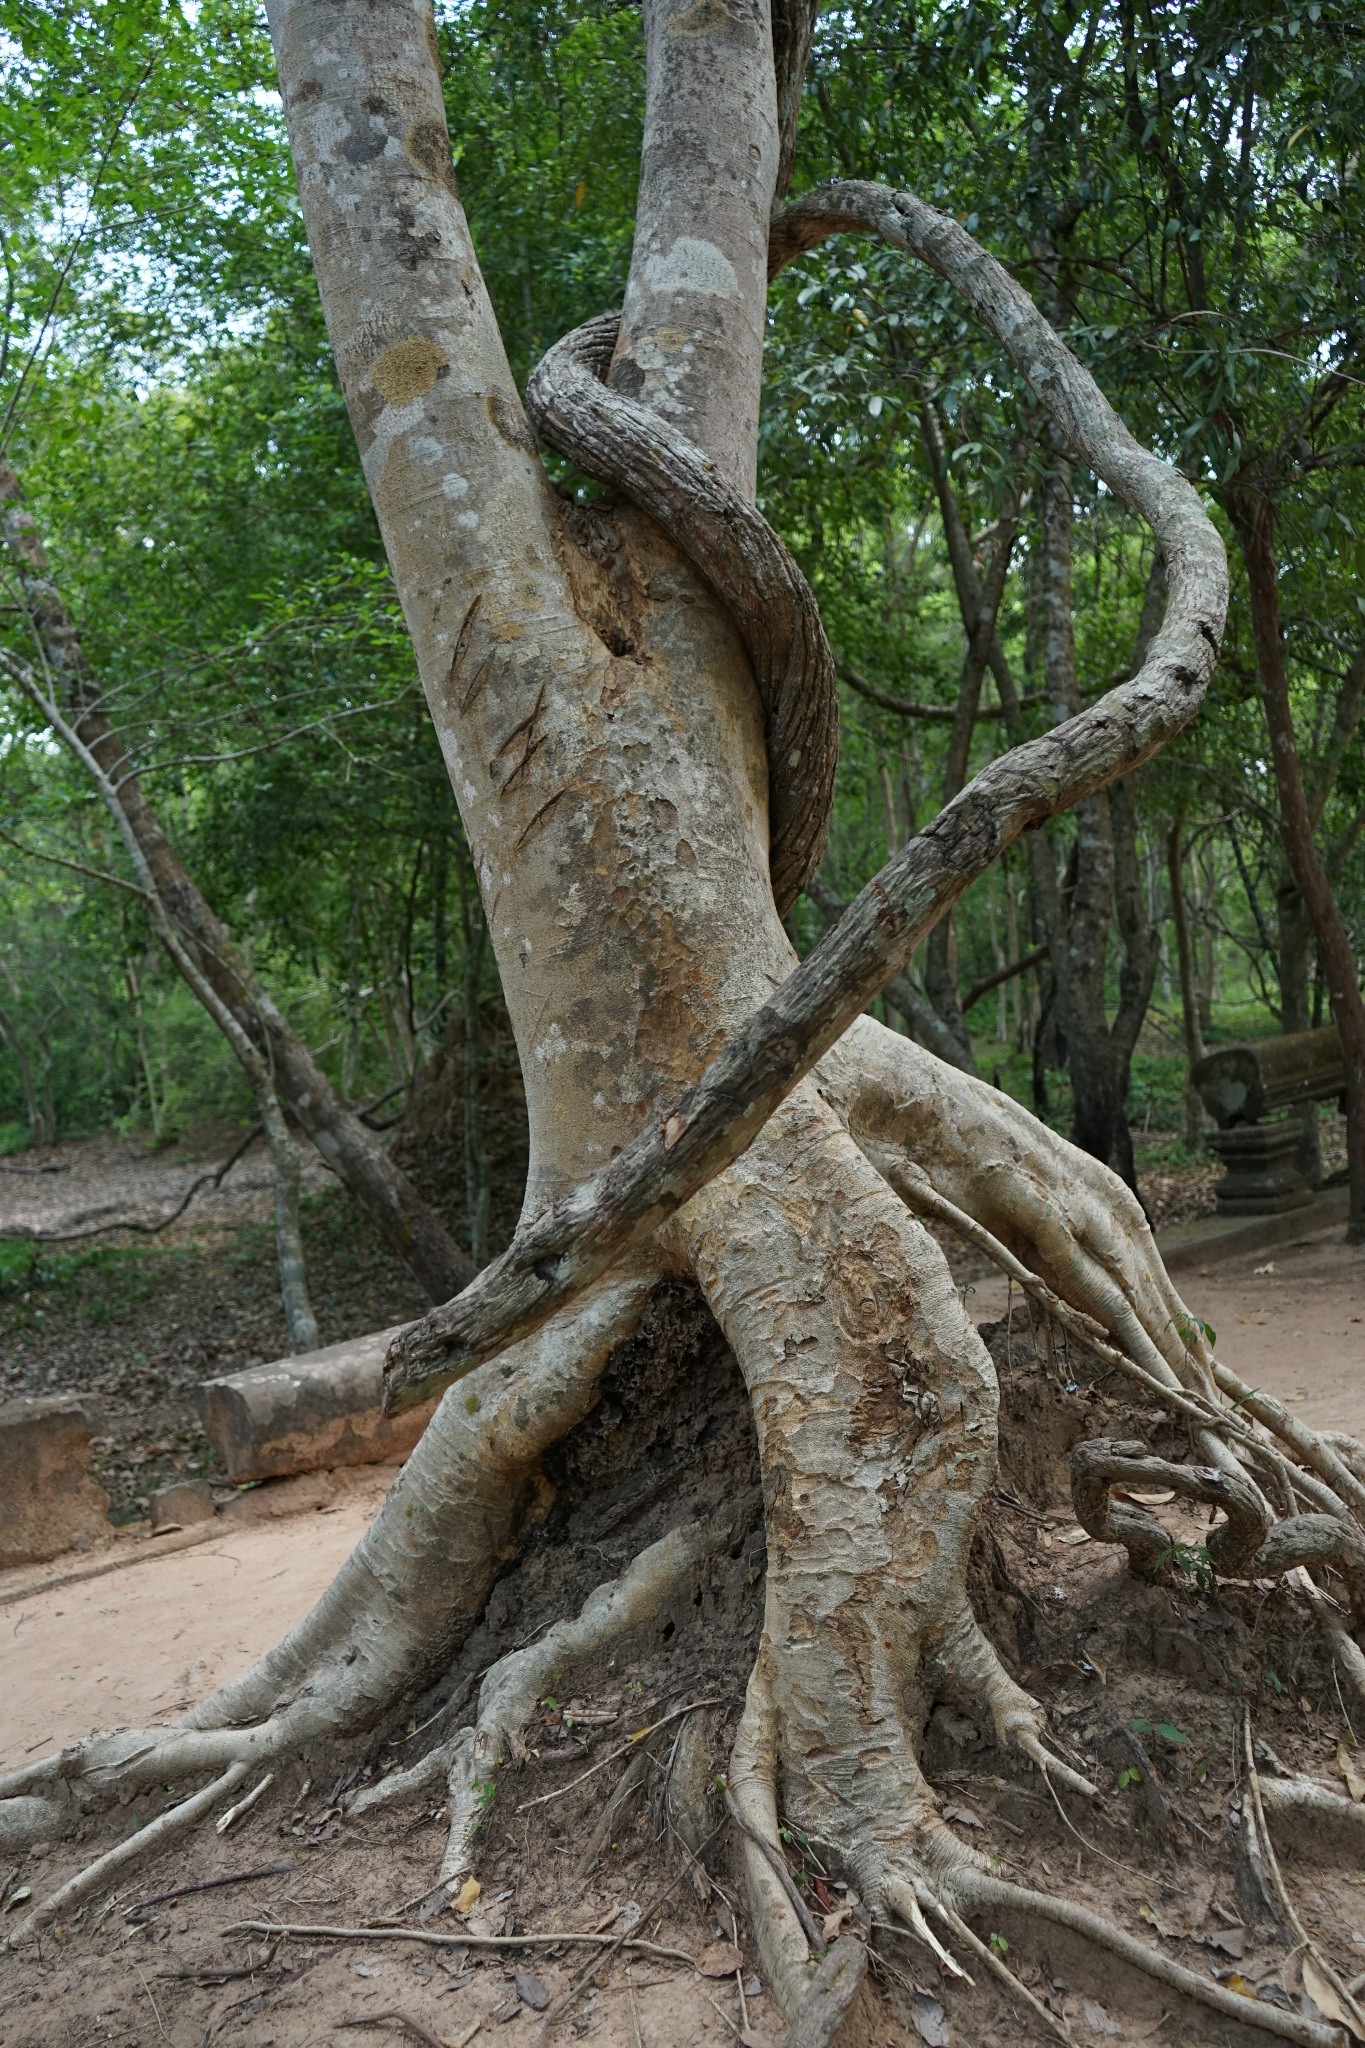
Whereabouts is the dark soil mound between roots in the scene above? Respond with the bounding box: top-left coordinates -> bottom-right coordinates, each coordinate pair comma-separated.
4,1298 -> 1362,2047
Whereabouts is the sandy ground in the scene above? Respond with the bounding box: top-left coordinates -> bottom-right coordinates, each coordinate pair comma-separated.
0,1468 -> 395,1772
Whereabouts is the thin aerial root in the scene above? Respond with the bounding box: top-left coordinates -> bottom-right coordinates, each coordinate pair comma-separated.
1017,1733 -> 1097,1803
437,1498 -> 754,1883
923,1891 -> 1072,2045
962,1872 -> 1346,2047
1214,1362 -> 1365,1522
889,1165 -> 1365,1544
724,1790 -> 826,1955
11,1759 -> 250,1942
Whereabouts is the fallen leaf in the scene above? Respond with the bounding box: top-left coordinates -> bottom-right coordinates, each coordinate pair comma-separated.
1205,1927 -> 1246,1958
698,1941 -> 744,1978
942,1803 -> 985,1829
1338,1744 -> 1365,1804
1139,1902 -> 1181,1939
1058,1527 -> 1091,1546
514,1969 -> 550,2011
3,1887 -> 32,1912
451,1876 -> 482,1915
1303,1955 -> 1365,2041
354,1960 -> 382,1979
912,1990 -> 951,2046
1080,1997 -> 1123,2037
821,1906 -> 854,1940
1226,1974 -> 1255,1998
1253,1261 -> 1277,1276
1124,1488 -> 1176,1506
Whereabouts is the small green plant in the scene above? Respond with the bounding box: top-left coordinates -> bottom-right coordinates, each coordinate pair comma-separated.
472,1778 -> 499,1827
1171,1310 -> 1217,1354
988,1932 -> 1010,1957
1264,1666 -> 1285,1695
1155,1541 -> 1216,1593
1130,1716 -> 1187,1746
1116,1765 -> 1143,1789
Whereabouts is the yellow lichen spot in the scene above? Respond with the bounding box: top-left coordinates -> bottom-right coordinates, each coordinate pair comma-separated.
371,335 -> 448,406
465,1392 -> 481,1413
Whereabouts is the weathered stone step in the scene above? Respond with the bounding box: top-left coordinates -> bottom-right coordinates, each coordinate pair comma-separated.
0,1396 -> 110,1568
193,1325 -> 435,1484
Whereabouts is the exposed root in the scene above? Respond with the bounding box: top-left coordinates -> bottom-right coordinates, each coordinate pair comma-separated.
11,1760 -> 249,1944
1241,1708 -> 1365,2039
1071,1436 -> 1270,1577
958,1869 -> 1346,2046
922,1892 -> 1072,2044
0,1792 -> 71,1854
1258,1773 -> 1365,1851
436,1499 -> 754,1884
780,1935 -> 869,2048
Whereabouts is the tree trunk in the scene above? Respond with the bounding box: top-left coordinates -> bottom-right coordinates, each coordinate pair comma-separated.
257,1084 -> 321,1353
1275,873 -> 1323,1186
1230,478 -> 1365,1240
1166,819 -> 1207,1152
0,460 -> 475,1301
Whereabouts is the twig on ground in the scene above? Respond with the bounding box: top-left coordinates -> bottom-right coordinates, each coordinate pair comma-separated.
128,1862 -> 293,1921
1241,1706 -> 1365,2038
215,1773 -> 274,1834
922,1894 -> 1071,2045
515,1698 -> 723,1812
542,1819 -> 728,2038
221,1919 -> 694,1965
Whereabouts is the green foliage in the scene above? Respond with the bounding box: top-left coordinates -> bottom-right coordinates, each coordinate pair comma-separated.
0,0 -> 1361,1169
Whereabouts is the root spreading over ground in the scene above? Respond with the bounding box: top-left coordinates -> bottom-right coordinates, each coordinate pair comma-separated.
5,1036 -> 1365,2048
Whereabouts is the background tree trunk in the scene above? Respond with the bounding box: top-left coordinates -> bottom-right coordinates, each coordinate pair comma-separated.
1230,477 -> 1365,1240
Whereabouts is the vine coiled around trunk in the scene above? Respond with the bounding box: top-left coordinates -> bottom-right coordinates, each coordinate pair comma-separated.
526,312 -> 839,919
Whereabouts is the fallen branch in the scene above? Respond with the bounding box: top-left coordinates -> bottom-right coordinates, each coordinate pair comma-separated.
127,1861 -> 293,1922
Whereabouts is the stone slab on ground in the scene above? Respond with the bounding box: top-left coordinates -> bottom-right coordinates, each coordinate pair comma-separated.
194,1325 -> 436,1483
0,1395 -> 110,1568
1158,1183 -> 1348,1272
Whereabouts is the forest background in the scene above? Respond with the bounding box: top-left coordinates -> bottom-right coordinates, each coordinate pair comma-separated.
1,0 -> 1361,1311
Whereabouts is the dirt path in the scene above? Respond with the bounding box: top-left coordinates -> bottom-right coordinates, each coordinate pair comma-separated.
0,1131 -> 328,1243
0,1468 -> 396,1772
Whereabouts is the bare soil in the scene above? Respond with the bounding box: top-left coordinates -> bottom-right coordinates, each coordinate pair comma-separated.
5,1304 -> 1365,2048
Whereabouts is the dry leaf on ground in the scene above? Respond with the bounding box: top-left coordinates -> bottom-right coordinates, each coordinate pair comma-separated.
698,1941 -> 744,1977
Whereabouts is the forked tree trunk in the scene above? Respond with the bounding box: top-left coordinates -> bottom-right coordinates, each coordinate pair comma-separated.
0,461 -> 475,1301
1230,478 -> 1365,1241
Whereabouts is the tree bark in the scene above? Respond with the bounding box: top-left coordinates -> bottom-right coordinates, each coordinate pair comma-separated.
0,460 -> 474,1301
257,1084 -> 321,1353
1229,477 -> 1365,1240
1166,819 -> 1208,1152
